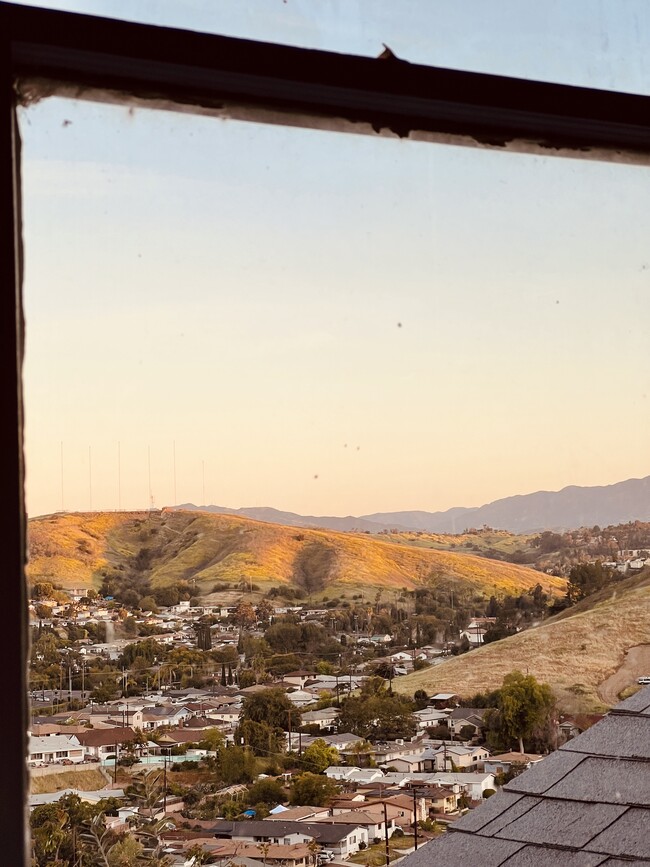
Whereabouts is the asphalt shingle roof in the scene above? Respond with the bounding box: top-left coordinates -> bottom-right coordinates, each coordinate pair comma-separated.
401,684 -> 650,866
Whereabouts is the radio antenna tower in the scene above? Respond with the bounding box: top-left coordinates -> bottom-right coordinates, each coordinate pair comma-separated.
148,445 -> 153,511
60,441 -> 65,512
88,445 -> 93,511
117,441 -> 122,511
173,440 -> 177,506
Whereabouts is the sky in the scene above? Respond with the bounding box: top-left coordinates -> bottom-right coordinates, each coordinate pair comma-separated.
16,1 -> 650,518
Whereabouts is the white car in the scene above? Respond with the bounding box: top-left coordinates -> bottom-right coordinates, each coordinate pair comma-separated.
637,676 -> 650,685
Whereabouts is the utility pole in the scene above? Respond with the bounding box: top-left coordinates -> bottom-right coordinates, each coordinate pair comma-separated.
287,708 -> 292,753
412,788 -> 419,851
81,662 -> 85,702
163,749 -> 168,813
383,799 -> 390,866
113,743 -> 118,784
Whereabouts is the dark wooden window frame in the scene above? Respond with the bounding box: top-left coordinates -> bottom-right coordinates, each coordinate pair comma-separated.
2,3 -> 650,862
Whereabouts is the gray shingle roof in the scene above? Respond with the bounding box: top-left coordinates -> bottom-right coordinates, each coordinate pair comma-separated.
401,684 -> 650,866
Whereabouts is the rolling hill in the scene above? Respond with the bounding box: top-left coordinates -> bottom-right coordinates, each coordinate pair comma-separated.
26,509 -> 561,598
393,569 -> 650,711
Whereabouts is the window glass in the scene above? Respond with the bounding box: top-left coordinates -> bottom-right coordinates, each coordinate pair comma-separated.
9,0 -> 650,95
20,97 -> 650,519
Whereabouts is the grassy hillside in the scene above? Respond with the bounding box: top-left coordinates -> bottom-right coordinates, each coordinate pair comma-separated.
379,528 -> 538,563
30,767 -> 109,794
393,570 -> 650,712
26,510 -> 562,598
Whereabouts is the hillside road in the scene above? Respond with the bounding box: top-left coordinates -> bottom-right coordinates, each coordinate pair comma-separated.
598,644 -> 650,705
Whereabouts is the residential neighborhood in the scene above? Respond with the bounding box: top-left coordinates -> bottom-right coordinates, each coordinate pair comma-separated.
27,578 -> 610,866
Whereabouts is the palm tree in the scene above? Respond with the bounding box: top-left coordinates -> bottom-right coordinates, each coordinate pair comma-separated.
126,769 -> 165,819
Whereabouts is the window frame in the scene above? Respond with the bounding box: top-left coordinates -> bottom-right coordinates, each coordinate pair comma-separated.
3,3 -> 650,863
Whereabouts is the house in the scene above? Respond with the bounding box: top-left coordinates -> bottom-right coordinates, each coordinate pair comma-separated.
28,734 -> 84,765
413,707 -> 449,731
264,806 -> 330,822
204,701 -> 242,728
337,795 -> 426,829
321,733 -> 363,751
208,819 -> 369,858
29,787 -> 126,811
459,618 -> 497,647
282,671 -> 317,689
483,752 -> 544,776
421,784 -> 461,815
371,740 -> 428,764
286,689 -> 321,708
346,769 -> 386,785
386,750 -> 439,774
75,726 -> 139,760
370,634 -> 393,645
445,708 -> 488,738
316,806 -> 399,841
429,693 -> 460,709
428,772 -> 496,801
325,766 -> 361,781
141,705 -> 193,730
208,842 -> 313,867
435,744 -> 491,771
300,707 -> 340,730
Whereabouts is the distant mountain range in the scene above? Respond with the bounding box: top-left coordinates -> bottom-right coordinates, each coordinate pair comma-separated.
177,474 -> 650,535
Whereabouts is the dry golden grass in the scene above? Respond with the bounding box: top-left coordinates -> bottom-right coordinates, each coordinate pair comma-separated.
30,768 -> 109,794
27,512 -> 135,588
27,510 -> 564,598
394,572 -> 650,712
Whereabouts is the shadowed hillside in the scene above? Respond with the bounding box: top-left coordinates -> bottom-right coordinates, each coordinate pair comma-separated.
26,510 -> 562,598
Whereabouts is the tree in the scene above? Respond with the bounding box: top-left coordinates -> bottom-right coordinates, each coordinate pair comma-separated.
413,689 -> 429,710
289,772 -> 338,806
138,595 -> 159,613
498,671 -> 555,754
338,679 -> 416,741
237,718 -> 284,756
459,724 -> 476,741
256,599 -> 275,625
218,745 -> 257,785
238,669 -> 257,688
185,844 -> 216,865
232,601 -> 257,630
241,688 -> 292,730
300,739 -> 340,774
198,727 -> 225,752
31,582 -> 54,600
126,769 -> 164,812
566,562 -> 616,604
246,777 -> 286,806
107,834 -> 146,866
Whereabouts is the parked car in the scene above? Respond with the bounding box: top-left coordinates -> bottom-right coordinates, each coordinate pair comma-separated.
59,758 -> 73,765
638,676 -> 650,685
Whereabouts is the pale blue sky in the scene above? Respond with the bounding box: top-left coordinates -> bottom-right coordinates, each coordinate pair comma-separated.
17,2 -> 650,517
